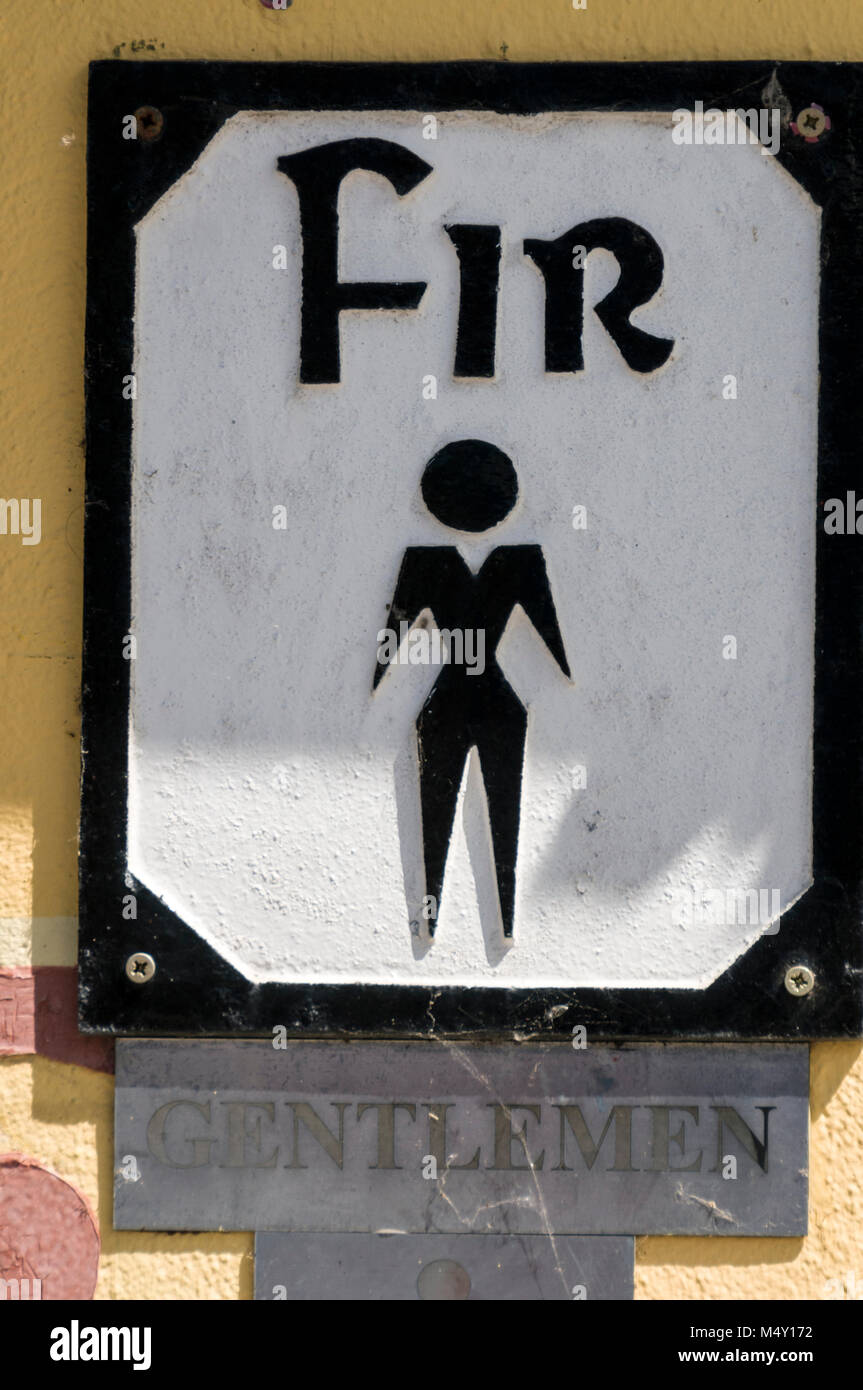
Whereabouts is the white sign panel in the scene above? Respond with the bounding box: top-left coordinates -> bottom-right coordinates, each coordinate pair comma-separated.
82,63 -> 858,1039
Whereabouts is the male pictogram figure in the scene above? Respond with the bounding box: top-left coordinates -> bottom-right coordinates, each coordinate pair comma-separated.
373,439 -> 571,939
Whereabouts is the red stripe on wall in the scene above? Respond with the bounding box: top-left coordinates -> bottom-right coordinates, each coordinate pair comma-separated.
0,968 -> 114,1073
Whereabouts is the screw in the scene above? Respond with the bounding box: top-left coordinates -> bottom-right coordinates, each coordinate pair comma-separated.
134,106 -> 164,143
790,105 -> 830,143
784,964 -> 815,997
125,952 -> 156,984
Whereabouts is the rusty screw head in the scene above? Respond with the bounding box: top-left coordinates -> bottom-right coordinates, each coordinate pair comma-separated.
784,964 -> 815,997
134,106 -> 164,143
125,952 -> 156,984
791,105 -> 830,143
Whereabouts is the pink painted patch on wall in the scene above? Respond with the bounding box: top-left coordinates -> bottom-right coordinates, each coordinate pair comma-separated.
0,967 -> 113,1072
0,1154 -> 100,1299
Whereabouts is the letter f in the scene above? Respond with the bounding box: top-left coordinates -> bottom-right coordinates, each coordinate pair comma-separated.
278,138 -> 432,383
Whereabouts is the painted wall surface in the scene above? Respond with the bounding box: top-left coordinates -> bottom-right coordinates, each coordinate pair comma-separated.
0,0 -> 861,1301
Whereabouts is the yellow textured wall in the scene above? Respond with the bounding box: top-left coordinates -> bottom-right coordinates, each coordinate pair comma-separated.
0,0 -> 861,1300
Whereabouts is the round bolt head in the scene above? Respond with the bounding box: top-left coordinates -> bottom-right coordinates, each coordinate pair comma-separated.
134,106 -> 164,143
125,952 -> 156,984
784,964 -> 815,997
792,105 -> 830,141
417,1259 -> 471,1301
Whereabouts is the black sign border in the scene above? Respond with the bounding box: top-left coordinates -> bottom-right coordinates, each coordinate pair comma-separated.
82,60 -> 863,1039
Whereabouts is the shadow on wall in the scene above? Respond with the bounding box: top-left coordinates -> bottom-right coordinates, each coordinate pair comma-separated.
23,1055 -> 253,1300
809,1040 -> 863,1120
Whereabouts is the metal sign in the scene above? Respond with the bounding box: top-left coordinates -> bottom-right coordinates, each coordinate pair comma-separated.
253,1233 -> 635,1301
114,1041 -> 808,1236
81,62 -> 863,1038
